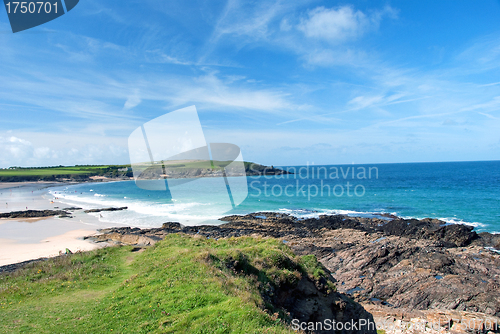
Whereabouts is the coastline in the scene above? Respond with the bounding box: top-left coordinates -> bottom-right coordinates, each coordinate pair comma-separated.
1,175 -> 499,268
0,181 -> 111,266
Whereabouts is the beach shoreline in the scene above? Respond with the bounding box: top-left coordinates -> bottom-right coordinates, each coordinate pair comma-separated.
0,181 -> 109,266
1,176 -> 499,268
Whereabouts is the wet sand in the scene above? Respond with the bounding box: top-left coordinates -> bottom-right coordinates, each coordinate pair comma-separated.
0,182 -> 106,266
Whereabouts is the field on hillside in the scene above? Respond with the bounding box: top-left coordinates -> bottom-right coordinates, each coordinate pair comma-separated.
0,165 -> 131,181
0,165 -> 126,176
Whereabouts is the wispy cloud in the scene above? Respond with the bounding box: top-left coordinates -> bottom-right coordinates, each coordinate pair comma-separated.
207,0 -> 292,43
479,81 -> 500,87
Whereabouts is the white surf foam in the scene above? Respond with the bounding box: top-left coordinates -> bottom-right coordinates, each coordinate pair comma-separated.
49,188 -> 224,227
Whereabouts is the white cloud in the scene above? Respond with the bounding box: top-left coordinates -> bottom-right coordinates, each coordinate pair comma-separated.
124,91 -> 142,110
0,137 -> 34,164
299,6 -> 368,42
0,134 -> 129,168
267,5 -> 398,68
298,5 -> 396,43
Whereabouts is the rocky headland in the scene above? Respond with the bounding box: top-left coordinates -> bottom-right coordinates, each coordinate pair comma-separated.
133,162 -> 292,180
85,212 -> 500,333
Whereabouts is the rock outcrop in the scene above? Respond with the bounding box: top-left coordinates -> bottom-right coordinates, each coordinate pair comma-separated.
83,207 -> 128,213
0,209 -> 70,218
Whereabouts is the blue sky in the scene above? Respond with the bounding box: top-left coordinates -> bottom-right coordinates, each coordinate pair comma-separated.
1,0 -> 500,167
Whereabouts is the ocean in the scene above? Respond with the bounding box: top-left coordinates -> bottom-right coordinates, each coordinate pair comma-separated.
49,161 -> 500,233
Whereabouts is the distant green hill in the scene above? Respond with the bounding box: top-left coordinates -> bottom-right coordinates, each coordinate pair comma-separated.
0,165 -> 131,182
0,162 -> 290,182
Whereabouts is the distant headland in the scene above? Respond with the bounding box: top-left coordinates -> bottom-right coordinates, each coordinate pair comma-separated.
0,161 -> 291,182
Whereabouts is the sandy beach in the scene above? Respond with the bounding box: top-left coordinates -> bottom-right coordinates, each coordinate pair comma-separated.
0,182 -> 106,266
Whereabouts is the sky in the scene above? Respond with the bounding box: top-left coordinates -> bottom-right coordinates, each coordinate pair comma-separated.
1,0 -> 500,167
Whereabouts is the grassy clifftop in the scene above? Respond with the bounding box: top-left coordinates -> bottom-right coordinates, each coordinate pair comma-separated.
0,234 -> 333,333
0,165 -> 132,182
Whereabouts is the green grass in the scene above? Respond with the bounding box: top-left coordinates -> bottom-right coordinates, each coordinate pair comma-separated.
0,164 -> 131,180
0,168 -> 93,176
0,234 -> 333,333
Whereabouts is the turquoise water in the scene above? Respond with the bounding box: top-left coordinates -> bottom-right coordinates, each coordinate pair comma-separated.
50,161 -> 500,233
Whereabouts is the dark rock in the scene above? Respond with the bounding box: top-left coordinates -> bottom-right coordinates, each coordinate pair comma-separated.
274,277 -> 375,334
376,218 -> 477,247
162,222 -> 183,230
473,232 -> 500,250
96,227 -> 141,234
431,224 -> 478,247
83,207 -> 128,213
0,209 -> 70,218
